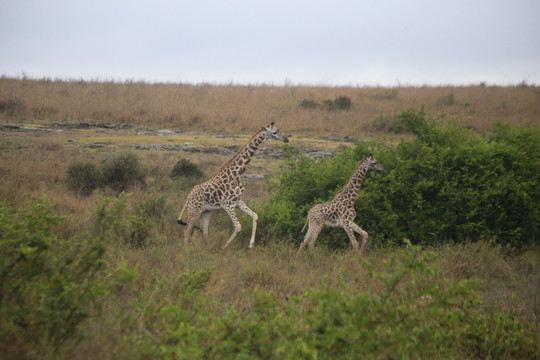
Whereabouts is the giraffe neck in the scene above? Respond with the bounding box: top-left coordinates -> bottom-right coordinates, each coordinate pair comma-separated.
335,160 -> 369,205
216,129 -> 267,179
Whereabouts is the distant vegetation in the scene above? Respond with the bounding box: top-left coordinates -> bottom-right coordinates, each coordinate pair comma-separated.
170,158 -> 205,179
1,76 -> 539,136
300,95 -> 352,111
66,153 -> 146,195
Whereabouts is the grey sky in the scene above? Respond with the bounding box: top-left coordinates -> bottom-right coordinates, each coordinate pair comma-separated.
1,0 -> 539,86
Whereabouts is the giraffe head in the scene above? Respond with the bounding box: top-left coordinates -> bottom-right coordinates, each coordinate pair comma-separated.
262,122 -> 289,143
365,153 -> 385,172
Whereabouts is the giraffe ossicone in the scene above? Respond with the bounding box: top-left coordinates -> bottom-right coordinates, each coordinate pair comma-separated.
298,153 -> 384,253
177,123 -> 289,249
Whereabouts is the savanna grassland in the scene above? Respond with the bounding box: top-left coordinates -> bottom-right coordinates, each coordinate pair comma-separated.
1,77 -> 539,359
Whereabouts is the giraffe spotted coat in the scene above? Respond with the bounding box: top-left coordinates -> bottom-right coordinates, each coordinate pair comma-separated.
298,154 -> 384,253
178,123 -> 289,249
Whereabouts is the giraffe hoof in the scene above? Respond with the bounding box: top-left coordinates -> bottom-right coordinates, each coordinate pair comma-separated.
177,219 -> 187,226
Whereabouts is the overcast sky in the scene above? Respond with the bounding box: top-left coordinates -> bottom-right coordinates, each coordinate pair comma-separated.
1,0 -> 539,86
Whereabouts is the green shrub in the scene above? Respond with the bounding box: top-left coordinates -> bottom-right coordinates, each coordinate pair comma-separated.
66,161 -> 102,195
101,153 -> 146,193
332,95 -> 352,110
156,242 -> 539,359
66,153 -> 146,196
0,197 -> 106,356
322,96 -> 352,111
299,96 -> 352,111
299,99 -> 317,109
170,158 -> 205,179
259,109 -> 540,248
94,192 -> 156,248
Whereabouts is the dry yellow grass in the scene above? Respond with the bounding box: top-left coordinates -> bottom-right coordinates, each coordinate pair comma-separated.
1,77 -> 539,138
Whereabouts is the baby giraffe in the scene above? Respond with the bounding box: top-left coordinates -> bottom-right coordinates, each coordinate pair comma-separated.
298,154 -> 384,253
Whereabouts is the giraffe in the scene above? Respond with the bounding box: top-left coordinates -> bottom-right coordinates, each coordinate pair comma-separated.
298,154 -> 384,253
177,122 -> 289,249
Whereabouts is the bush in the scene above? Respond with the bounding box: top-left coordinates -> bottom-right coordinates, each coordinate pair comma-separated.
299,99 -> 317,109
101,153 -> 146,193
66,161 -> 102,196
259,109 -> 540,248
155,242 -> 539,359
298,96 -> 352,111
0,197 -> 106,356
332,95 -> 352,110
66,153 -> 146,196
93,192 -> 158,248
170,158 -> 205,179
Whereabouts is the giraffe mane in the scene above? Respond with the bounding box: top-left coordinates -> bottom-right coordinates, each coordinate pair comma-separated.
215,128 -> 265,173
335,158 -> 367,196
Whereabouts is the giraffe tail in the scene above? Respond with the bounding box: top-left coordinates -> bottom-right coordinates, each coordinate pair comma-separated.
177,200 -> 189,226
296,220 -> 308,242
301,220 -> 308,233
176,198 -> 203,232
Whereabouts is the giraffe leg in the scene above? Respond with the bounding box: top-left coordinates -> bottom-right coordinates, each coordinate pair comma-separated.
351,223 -> 369,253
184,208 -> 203,244
221,205 -> 242,249
237,200 -> 258,248
298,221 -> 323,252
184,223 -> 194,243
343,223 -> 360,251
308,222 -> 324,250
297,222 -> 310,253
200,211 -> 212,238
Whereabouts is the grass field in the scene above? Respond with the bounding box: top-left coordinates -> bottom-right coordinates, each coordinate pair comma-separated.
1,76 -> 539,137
1,78 -> 539,359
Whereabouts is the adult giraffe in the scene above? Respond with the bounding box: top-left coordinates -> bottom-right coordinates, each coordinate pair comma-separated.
177,122 -> 289,249
298,154 -> 384,253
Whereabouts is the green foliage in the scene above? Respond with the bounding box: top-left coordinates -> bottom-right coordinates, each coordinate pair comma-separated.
260,109 -> 540,248
299,99 -> 317,109
381,110 -> 540,246
100,153 -> 146,193
331,95 -> 352,110
93,192 -> 158,248
286,242 -> 538,359
170,158 -> 205,179
66,161 -> 102,196
0,197 -> 106,356
113,242 -> 538,359
259,141 -> 391,247
66,153 -> 146,196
